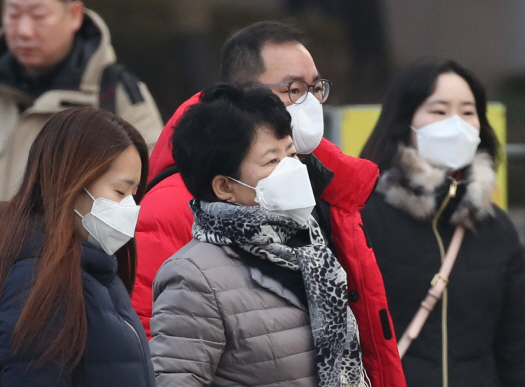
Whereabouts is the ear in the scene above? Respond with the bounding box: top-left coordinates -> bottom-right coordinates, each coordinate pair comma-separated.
69,1 -> 85,33
212,175 -> 236,202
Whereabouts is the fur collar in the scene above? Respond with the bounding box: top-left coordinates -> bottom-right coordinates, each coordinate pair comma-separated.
377,146 -> 496,229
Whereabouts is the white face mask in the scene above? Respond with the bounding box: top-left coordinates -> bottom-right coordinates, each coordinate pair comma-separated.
75,188 -> 141,255
229,157 -> 316,225
411,115 -> 481,171
286,92 -> 324,154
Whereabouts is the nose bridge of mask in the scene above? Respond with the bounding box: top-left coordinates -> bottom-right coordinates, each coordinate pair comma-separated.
227,157 -> 300,193
416,115 -> 477,134
286,92 -> 324,154
455,115 -> 482,140
119,194 -> 137,206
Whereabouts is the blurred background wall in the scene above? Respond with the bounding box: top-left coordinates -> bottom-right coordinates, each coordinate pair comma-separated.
86,0 -> 525,240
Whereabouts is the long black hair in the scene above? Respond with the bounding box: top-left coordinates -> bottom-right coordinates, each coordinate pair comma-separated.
360,59 -> 500,173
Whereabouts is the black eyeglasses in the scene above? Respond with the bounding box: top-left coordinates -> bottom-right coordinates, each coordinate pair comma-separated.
262,79 -> 332,104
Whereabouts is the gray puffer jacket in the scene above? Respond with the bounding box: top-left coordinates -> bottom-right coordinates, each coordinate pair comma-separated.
149,239 -> 319,386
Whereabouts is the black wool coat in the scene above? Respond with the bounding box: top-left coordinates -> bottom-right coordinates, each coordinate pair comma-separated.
361,148 -> 525,387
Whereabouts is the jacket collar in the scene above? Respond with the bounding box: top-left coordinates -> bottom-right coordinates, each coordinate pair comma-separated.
377,146 -> 496,229
81,241 -> 118,286
16,226 -> 117,286
300,153 -> 334,199
221,245 -> 307,311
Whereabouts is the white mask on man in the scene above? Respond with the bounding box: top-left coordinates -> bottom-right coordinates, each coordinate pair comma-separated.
75,188 -> 141,255
286,92 -> 324,154
229,157 -> 316,225
411,115 -> 481,171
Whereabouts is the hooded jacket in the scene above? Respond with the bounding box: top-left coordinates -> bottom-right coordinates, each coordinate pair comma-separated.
0,9 -> 163,201
132,93 -> 406,387
0,232 -> 155,387
361,146 -> 525,387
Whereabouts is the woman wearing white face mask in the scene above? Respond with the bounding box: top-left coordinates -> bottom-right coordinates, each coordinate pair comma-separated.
149,84 -> 371,387
0,107 -> 155,386
360,60 -> 525,387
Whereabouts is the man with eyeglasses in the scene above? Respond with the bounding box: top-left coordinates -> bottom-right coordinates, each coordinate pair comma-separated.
134,21 -> 406,387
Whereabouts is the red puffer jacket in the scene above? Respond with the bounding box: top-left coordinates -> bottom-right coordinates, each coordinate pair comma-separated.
132,93 -> 406,387
313,139 -> 406,387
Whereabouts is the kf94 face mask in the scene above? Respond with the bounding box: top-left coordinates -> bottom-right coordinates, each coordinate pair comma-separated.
286,92 -> 324,154
412,115 -> 481,171
75,188 -> 141,255
229,157 -> 316,225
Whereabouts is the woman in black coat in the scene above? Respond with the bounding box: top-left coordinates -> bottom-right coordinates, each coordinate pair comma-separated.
360,60 -> 525,387
0,107 -> 154,386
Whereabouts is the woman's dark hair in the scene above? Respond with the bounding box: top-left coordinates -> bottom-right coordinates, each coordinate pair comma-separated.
360,59 -> 500,172
172,83 -> 292,201
0,107 -> 148,369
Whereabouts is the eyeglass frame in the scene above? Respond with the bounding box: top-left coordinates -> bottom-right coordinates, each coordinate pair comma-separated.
261,79 -> 332,104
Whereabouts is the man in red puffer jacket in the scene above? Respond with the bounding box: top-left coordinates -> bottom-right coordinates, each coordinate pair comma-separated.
133,21 -> 406,387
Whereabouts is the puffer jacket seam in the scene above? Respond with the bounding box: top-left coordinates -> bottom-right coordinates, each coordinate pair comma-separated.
214,375 -> 316,387
252,376 -> 317,387
186,256 -> 228,336
200,262 -> 245,273
227,350 -> 316,368
152,309 -> 222,320
223,304 -> 309,319
257,377 -> 318,387
235,325 -> 312,341
157,356 -> 222,365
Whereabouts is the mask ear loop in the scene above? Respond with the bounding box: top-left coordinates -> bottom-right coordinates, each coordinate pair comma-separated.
226,177 -> 256,190
74,188 -> 96,218
227,177 -> 265,205
84,187 -> 96,201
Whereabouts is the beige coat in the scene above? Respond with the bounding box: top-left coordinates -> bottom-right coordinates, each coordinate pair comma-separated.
0,9 -> 163,201
150,239 -> 320,386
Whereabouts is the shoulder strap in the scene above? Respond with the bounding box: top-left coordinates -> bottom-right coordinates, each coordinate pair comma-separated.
397,226 -> 465,358
99,64 -> 145,114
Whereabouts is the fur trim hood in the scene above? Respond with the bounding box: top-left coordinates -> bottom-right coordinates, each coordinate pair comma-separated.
376,146 -> 496,229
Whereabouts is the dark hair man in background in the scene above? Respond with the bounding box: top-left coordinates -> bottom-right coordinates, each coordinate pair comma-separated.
0,0 -> 163,201
134,21 -> 407,387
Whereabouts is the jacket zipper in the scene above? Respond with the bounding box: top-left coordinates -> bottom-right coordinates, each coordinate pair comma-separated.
430,179 -> 458,387
124,319 -> 151,387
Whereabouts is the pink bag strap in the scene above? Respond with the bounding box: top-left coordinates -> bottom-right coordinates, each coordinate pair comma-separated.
397,226 -> 465,358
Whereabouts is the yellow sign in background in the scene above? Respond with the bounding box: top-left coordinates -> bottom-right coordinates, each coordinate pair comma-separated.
338,103 -> 507,209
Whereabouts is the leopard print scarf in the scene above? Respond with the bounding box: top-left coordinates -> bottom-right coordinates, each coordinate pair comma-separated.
191,199 -> 368,387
